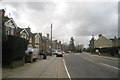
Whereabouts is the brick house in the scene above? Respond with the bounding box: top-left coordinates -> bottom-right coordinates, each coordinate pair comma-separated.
42,34 -> 50,53
52,40 -> 58,50
17,27 -> 33,48
32,33 -> 41,51
2,9 -> 18,36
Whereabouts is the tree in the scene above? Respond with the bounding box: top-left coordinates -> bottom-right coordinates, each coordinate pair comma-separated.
69,37 -> 75,52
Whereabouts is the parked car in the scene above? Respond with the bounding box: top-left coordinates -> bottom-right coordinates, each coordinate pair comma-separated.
25,48 -> 39,63
32,48 -> 39,61
53,50 -> 58,55
56,50 -> 63,57
62,51 -> 65,54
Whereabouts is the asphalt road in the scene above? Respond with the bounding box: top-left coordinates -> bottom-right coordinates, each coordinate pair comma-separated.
64,52 -> 119,78
2,52 -> 119,79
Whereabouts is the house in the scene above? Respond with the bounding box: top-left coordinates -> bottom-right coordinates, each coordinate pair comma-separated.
94,34 -> 112,48
42,34 -> 50,52
17,27 -> 32,48
58,41 -> 62,50
2,9 -> 18,35
52,40 -> 58,50
46,34 -> 50,52
32,33 -> 41,51
39,33 -> 43,51
110,37 -> 120,47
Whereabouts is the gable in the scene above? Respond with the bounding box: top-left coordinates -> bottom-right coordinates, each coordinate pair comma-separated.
35,33 -> 40,38
4,18 -> 17,28
20,29 -> 29,36
94,36 -> 112,48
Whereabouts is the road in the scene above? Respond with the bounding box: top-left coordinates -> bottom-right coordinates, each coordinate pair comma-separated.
2,52 -> 119,79
64,53 -> 119,78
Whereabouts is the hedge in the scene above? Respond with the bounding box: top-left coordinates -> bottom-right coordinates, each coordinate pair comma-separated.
95,47 -> 120,55
2,35 -> 29,65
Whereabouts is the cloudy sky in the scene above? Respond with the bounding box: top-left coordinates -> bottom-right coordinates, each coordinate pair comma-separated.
0,0 -> 119,48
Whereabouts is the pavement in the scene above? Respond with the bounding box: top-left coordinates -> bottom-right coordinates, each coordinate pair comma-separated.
2,55 -> 68,78
83,52 -> 119,61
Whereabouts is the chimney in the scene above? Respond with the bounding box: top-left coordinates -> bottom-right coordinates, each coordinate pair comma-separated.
47,33 -> 49,39
1,9 -> 5,17
59,41 -> 61,44
26,26 -> 31,33
40,33 -> 42,38
98,34 -> 102,37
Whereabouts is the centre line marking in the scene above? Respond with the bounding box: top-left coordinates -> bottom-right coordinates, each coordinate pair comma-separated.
63,59 -> 72,80
100,63 -> 120,70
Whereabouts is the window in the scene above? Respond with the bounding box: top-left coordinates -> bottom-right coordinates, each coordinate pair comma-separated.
10,28 -> 14,35
21,33 -> 26,39
35,37 -> 39,44
29,38 -> 32,43
6,27 -> 9,35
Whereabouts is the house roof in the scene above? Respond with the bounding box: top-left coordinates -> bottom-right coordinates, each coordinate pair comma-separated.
94,35 -> 112,48
3,17 -> 18,29
94,36 -> 112,43
17,27 -> 33,37
2,16 -> 10,25
16,27 -> 23,36
25,28 -> 32,37
32,33 -> 37,37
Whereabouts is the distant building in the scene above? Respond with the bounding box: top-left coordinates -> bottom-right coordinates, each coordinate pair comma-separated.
52,40 -> 58,50
42,34 -> 50,52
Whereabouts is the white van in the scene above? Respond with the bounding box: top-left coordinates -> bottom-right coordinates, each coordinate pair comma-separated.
32,48 -> 39,61
25,48 -> 39,62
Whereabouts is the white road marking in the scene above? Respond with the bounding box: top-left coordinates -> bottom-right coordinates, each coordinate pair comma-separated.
63,59 -> 72,80
79,55 -> 119,70
100,63 -> 120,70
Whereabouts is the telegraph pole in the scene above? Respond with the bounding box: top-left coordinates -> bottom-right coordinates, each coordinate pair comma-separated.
50,23 -> 52,56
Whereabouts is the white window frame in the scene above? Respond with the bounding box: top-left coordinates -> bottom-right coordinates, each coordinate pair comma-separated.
35,36 -> 39,44
29,38 -> 32,43
10,27 -> 14,35
6,26 -> 9,35
21,33 -> 26,39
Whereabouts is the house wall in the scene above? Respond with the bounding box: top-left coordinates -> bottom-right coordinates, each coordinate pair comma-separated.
94,36 -> 112,48
112,39 -> 120,47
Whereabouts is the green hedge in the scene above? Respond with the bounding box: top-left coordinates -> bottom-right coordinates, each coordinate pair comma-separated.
2,35 -> 29,65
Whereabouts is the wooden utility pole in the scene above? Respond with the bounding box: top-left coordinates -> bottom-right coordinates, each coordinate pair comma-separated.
50,24 -> 52,55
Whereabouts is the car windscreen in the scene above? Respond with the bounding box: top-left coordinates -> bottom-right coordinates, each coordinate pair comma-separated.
57,50 -> 61,52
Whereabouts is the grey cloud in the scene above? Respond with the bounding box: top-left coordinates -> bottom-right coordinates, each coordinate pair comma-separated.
1,2 -> 118,46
